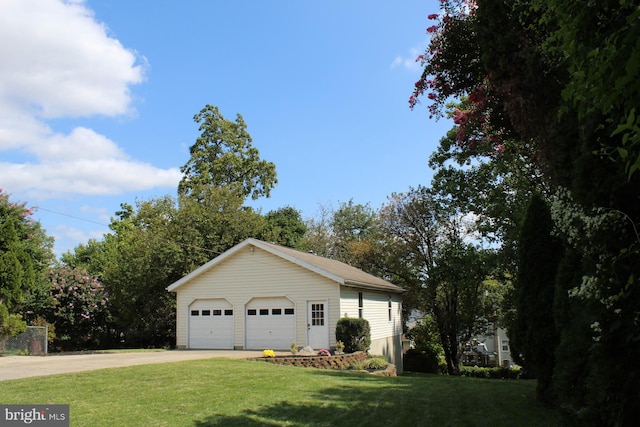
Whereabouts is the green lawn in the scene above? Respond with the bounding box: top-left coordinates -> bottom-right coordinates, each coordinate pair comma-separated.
0,358 -> 559,426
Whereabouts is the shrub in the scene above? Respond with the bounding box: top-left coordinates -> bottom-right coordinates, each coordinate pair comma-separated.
350,355 -> 389,371
336,318 -> 371,353
459,365 -> 522,380
403,349 -> 446,374
404,316 -> 445,374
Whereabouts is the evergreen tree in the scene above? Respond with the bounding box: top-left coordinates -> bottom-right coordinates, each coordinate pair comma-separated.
511,193 -> 562,404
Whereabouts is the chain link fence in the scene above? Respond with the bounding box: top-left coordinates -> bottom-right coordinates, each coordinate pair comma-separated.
0,326 -> 48,356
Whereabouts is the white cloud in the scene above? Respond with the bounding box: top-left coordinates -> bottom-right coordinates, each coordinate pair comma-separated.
0,0 -> 180,198
0,0 -> 144,118
390,47 -> 424,71
51,223 -> 110,255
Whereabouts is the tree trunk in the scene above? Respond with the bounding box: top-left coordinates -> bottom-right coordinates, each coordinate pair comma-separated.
441,331 -> 460,375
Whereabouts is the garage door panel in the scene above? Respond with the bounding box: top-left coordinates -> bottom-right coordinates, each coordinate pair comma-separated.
189,299 -> 233,349
245,298 -> 295,350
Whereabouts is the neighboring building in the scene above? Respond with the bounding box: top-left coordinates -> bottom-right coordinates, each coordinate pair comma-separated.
462,325 -> 513,367
405,309 -> 513,367
166,238 -> 405,369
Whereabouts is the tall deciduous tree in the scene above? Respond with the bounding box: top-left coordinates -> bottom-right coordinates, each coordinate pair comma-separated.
179,104 -> 277,202
429,239 -> 494,375
330,200 -> 380,269
379,186 -> 495,374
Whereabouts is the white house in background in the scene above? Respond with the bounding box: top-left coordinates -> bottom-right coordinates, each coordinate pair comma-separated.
166,238 -> 405,370
462,325 -> 513,367
405,310 -> 513,367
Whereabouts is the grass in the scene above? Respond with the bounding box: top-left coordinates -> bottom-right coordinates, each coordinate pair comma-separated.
0,358 -> 559,426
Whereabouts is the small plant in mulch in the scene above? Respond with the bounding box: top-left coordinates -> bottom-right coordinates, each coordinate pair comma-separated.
349,355 -> 389,371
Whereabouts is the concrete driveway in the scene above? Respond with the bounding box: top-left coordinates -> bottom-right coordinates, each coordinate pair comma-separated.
0,350 -> 267,381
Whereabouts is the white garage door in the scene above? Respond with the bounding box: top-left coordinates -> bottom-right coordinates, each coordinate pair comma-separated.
245,297 -> 296,350
188,299 -> 234,349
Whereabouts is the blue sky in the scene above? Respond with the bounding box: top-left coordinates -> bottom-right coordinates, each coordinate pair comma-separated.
1,0 -> 450,256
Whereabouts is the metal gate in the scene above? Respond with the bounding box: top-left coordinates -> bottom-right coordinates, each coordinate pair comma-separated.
0,326 -> 48,355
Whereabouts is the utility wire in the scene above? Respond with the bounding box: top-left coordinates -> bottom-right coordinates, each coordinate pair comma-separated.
36,206 -> 110,227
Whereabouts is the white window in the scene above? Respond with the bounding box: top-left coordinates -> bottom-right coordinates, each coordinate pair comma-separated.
311,303 -> 325,326
358,292 -> 363,318
502,340 -> 509,351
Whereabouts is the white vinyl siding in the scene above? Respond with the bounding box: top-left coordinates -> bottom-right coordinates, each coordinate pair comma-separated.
339,288 -> 403,341
339,288 -> 360,319
174,246 -> 340,349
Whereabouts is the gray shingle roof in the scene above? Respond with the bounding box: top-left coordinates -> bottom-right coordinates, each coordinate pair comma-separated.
256,240 -> 405,293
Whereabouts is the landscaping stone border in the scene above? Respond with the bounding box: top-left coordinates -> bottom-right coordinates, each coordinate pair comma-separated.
255,351 -> 367,369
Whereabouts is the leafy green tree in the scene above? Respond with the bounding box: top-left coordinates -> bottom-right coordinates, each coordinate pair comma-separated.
0,190 -> 54,337
0,220 -> 33,313
260,206 -> 307,248
63,200 -> 179,348
175,187 -> 264,263
179,104 -> 277,201
428,239 -> 494,375
329,200 -> 379,267
300,201 -> 384,273
379,186 -> 496,374
300,203 -> 334,257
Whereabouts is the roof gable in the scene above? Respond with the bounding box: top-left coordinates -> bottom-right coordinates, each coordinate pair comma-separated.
166,238 -> 404,294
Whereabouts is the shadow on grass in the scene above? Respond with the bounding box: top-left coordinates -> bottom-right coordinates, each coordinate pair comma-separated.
193,370 -> 559,427
193,371 -> 403,427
